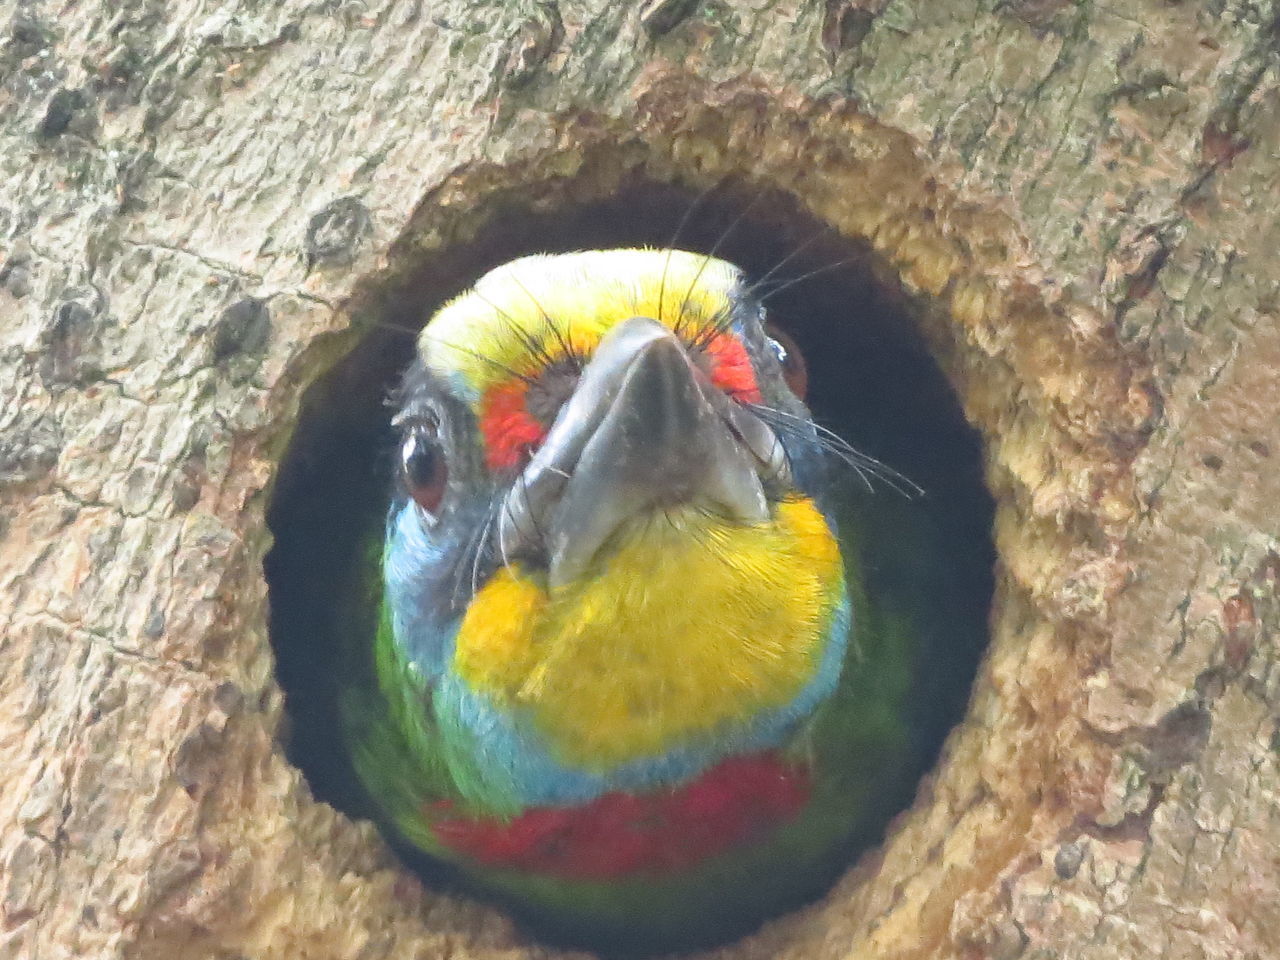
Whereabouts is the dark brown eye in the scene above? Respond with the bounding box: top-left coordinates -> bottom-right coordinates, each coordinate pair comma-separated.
766,326 -> 808,400
401,428 -> 448,514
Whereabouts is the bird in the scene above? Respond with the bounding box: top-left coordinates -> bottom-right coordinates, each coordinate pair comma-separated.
341,248 -> 955,954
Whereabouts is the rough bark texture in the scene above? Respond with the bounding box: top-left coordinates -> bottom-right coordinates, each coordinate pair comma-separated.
2,1 -> 1278,959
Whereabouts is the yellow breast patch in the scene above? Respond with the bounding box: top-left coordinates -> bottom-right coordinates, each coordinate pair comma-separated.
451,498 -> 843,770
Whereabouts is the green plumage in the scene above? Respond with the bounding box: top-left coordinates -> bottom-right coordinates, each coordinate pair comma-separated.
341,476 -> 966,954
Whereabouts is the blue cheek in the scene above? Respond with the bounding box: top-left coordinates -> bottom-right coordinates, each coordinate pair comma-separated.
384,502 -> 456,682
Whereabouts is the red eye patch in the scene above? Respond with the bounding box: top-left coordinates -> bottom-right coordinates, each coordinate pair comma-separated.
478,332 -> 763,472
701,333 -> 763,405
480,381 -> 546,472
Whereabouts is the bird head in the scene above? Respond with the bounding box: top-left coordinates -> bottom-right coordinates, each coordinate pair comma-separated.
384,249 -> 849,800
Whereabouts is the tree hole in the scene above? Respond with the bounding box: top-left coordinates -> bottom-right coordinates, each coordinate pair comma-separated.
265,178 -> 994,955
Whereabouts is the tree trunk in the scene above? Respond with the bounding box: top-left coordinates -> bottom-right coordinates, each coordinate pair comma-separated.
2,2 -> 1277,959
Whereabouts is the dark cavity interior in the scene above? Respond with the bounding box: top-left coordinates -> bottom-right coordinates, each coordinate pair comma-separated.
265,179 -> 995,952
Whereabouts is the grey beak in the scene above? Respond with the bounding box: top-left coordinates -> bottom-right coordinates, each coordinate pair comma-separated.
498,316 -> 790,589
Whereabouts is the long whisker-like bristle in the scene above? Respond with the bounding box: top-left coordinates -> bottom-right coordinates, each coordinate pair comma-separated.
469,287 -> 562,373
451,496 -> 497,605
497,500 -> 516,578
747,255 -> 863,302
516,470 -> 548,558
685,302 -> 739,354
745,402 -> 924,499
676,189 -> 766,330
662,178 -> 728,331
428,336 -> 537,386
744,228 -> 831,296
507,272 -> 582,373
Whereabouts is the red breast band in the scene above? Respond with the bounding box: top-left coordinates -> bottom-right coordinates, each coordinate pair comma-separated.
430,752 -> 810,879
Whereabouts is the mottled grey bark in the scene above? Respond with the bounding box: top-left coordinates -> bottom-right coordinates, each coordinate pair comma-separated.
1,2 -> 1277,959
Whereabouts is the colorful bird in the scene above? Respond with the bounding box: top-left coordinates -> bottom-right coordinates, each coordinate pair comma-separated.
343,249 -> 952,952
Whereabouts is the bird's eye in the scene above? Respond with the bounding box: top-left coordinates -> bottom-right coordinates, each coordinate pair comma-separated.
765,326 -> 808,400
401,428 -> 448,515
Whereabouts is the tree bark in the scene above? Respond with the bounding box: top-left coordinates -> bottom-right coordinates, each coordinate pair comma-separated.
2,2 -> 1278,959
